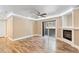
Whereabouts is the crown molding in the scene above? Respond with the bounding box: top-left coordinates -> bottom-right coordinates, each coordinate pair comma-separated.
4,8 -> 74,21
5,12 -> 38,21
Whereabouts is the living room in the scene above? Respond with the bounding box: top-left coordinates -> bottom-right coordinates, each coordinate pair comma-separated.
0,5 -> 79,53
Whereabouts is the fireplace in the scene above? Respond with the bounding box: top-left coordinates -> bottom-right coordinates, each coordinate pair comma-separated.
63,30 -> 72,41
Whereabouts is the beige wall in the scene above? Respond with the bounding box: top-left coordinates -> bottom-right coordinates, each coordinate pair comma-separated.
33,21 -> 38,35
74,30 -> 79,46
56,17 -> 62,39
73,8 -> 79,27
73,8 -> 79,46
13,16 -> 34,39
37,21 -> 42,35
7,15 -> 42,40
33,21 -> 42,36
7,16 -> 13,39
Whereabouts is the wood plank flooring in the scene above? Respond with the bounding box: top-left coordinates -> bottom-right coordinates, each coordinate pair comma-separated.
56,39 -> 79,53
0,36 -> 79,53
4,36 -> 46,53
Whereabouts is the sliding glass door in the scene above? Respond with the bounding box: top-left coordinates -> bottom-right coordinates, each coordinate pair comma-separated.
42,20 -> 56,52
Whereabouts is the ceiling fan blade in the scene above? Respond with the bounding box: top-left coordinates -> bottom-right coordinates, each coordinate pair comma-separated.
40,13 -> 47,17
41,13 -> 47,15
33,9 -> 47,17
34,9 -> 40,15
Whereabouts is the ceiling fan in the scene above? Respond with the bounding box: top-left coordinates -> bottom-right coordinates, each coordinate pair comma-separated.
33,9 -> 47,17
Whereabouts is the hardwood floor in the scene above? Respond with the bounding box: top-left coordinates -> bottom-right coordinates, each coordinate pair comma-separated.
56,39 -> 79,53
0,36 -> 79,53
3,36 -> 46,53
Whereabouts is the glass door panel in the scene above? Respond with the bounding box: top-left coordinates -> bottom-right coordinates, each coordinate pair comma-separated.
42,20 -> 56,52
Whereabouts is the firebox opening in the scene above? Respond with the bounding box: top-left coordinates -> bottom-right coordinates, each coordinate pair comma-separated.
63,30 -> 72,41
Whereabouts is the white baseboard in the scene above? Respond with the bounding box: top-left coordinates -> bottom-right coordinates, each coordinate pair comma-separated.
0,35 -> 6,37
13,35 -> 34,41
8,34 -> 42,41
33,34 -> 42,36
8,37 -> 14,41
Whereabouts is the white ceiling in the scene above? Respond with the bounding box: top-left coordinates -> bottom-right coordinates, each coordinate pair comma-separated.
0,5 -> 77,19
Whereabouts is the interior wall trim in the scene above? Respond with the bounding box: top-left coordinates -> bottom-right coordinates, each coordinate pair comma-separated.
13,35 -> 34,41
7,34 -> 41,41
5,12 -> 37,21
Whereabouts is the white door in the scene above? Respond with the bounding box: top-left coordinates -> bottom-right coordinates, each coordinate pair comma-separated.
0,21 -> 6,37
